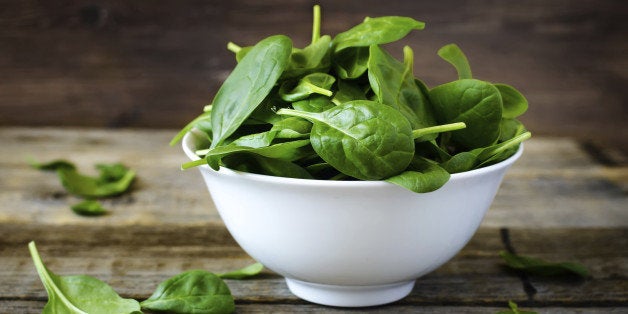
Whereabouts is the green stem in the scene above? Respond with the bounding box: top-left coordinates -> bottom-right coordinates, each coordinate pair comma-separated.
181,158 -> 208,170
311,5 -> 321,44
412,122 -> 466,141
487,131 -> 531,157
277,108 -> 321,123
227,42 -> 242,53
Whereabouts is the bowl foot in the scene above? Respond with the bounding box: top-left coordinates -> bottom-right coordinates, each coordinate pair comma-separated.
285,278 -> 415,307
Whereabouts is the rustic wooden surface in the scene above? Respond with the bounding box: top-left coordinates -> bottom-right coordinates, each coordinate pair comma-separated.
0,0 -> 627,153
0,127 -> 626,313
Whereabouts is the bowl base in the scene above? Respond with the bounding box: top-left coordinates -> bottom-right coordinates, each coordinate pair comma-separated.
285,278 -> 415,307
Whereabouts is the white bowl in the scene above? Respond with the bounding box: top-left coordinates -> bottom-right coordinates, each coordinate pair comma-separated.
182,131 -> 522,307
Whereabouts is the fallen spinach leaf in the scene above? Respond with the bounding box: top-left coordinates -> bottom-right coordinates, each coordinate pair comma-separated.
218,262 -> 264,279
140,270 -> 234,314
495,300 -> 538,314
71,200 -> 108,216
499,251 -> 590,278
28,241 -> 141,314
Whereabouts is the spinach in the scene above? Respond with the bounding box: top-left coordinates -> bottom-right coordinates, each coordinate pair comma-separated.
496,301 -> 538,314
71,200 -> 107,216
141,270 -> 234,314
499,251 -> 590,278
209,35 -> 292,149
218,262 -> 264,279
278,100 -> 414,180
28,241 -> 141,314
174,5 -> 531,193
30,242 -> 268,314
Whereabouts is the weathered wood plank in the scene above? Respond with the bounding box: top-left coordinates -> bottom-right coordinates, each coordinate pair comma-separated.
0,1 -> 626,152
1,128 -> 625,228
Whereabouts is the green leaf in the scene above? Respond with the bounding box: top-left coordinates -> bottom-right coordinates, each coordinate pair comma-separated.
368,45 -> 435,129
278,100 -> 414,180
385,157 -> 450,193
282,35 -> 332,80
332,46 -> 370,79
499,251 -> 590,278
271,117 -> 313,139
71,200 -> 108,216
279,72 -> 336,102
293,94 -> 335,113
437,43 -> 472,80
29,159 -> 76,171
222,153 -> 314,179
332,16 -> 425,52
495,300 -> 538,314
332,79 -> 367,105
28,241 -> 141,314
210,35 -> 292,149
429,79 -> 503,149
140,270 -> 234,314
170,111 -> 212,146
56,166 -> 136,198
494,83 -> 528,119
218,263 -> 264,279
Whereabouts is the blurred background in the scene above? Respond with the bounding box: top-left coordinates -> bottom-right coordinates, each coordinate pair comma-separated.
1,0 -> 626,154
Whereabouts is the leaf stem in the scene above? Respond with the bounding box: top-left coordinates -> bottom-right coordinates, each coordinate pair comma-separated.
181,158 -> 208,170
311,5 -> 321,44
227,42 -> 242,53
412,122 -> 466,140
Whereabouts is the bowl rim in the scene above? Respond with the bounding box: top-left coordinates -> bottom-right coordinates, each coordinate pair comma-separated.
182,130 -> 523,187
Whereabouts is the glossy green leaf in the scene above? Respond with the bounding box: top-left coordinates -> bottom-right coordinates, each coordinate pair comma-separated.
429,79 -> 503,149
499,251 -> 589,278
278,100 -> 414,180
368,45 -> 434,129
71,200 -> 107,216
282,35 -> 332,79
293,94 -> 336,113
218,263 -> 264,279
332,16 -> 425,52
386,157 -> 450,193
210,35 -> 292,149
332,47 -> 370,79
222,153 -> 314,179
271,117 -> 312,138
437,43 -> 472,80
279,72 -> 336,102
332,79 -> 367,105
495,83 -> 529,119
140,270 -> 234,314
28,241 -> 141,314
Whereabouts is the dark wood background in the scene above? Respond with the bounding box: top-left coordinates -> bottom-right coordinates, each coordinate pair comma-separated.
1,0 -> 626,151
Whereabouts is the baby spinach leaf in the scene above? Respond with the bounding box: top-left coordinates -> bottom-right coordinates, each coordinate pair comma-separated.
332,47 -> 370,79
499,118 -> 527,142
210,35 -> 292,149
499,251 -> 589,278
170,111 -> 212,146
429,79 -> 503,149
29,159 -> 76,171
279,72 -> 336,102
437,43 -> 472,80
282,35 -> 332,80
222,153 -> 314,179
278,100 -> 415,180
57,166 -> 136,198
293,94 -> 336,113
332,79 -> 367,105
218,263 -> 264,279
332,16 -> 425,52
385,157 -> 450,193
140,270 -> 234,314
496,300 -> 538,314
271,117 -> 312,139
28,241 -> 141,314
368,44 -> 433,129
495,83 -> 528,119
71,200 -> 107,216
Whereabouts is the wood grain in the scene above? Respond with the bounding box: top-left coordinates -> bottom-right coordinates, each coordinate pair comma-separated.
0,0 -> 626,152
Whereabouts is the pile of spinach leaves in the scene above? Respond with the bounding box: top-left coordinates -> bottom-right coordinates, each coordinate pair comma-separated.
172,5 -> 531,193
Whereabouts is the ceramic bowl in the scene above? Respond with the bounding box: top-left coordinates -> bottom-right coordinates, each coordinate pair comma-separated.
182,130 -> 522,307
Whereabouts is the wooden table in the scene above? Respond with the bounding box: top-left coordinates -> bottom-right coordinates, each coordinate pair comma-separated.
1,127 -> 626,313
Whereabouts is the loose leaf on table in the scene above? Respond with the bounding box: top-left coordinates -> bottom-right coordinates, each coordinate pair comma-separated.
278,100 -> 415,180
385,157 -> 450,193
71,200 -> 107,216
499,251 -> 590,278
495,300 -> 538,314
218,262 -> 264,280
28,241 -> 141,314
140,270 -> 234,314
429,79 -> 503,149
209,35 -> 292,149
29,159 -> 76,171
437,43 -> 472,80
